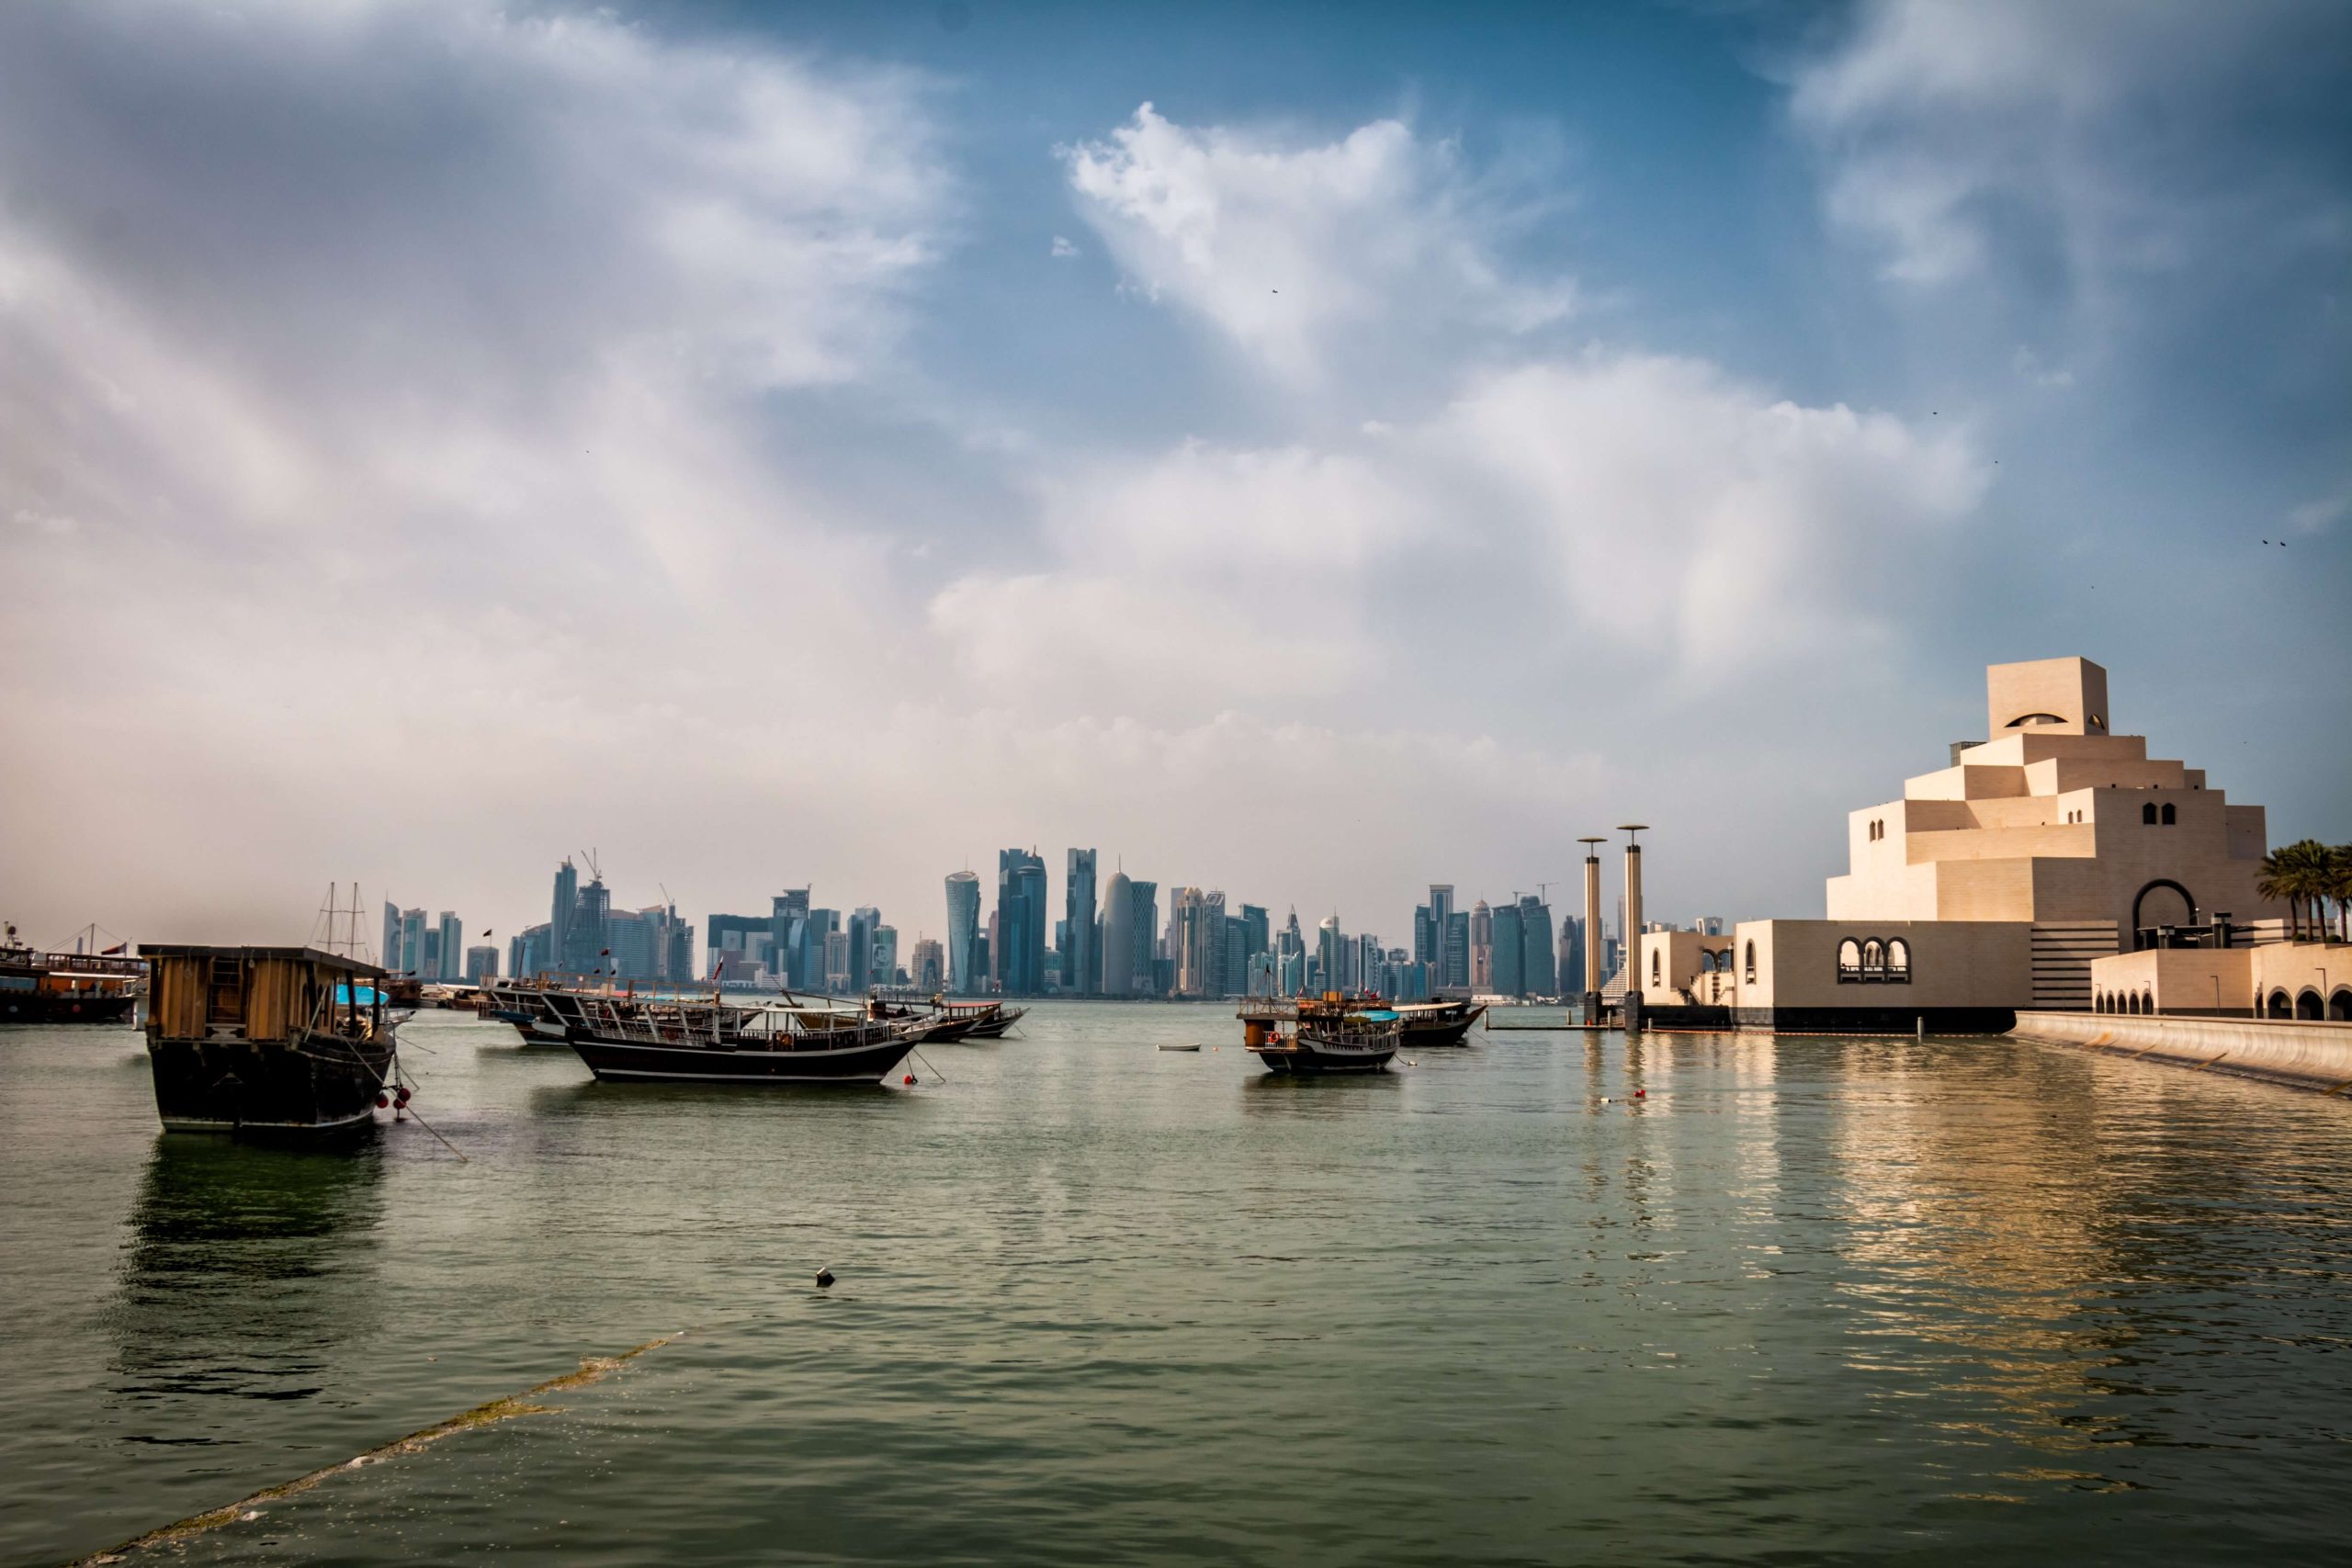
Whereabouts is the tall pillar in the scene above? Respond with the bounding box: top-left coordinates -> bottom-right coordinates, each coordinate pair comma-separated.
1620,824 -> 1648,1033
1578,837 -> 1605,1023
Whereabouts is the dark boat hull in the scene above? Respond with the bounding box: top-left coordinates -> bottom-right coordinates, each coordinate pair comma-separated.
1250,1043 -> 1396,1075
1,990 -> 139,1025
568,1032 -> 915,1084
147,1035 -> 393,1139
1400,1010 -> 1481,1047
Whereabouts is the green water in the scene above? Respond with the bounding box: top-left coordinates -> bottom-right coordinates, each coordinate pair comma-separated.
3,1005 -> 2348,1565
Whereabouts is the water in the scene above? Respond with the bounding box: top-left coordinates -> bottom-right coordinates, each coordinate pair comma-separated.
4,1005 -> 2349,1565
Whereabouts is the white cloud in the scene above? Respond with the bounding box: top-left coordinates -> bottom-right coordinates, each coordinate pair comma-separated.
1051,235 -> 1080,258
1061,103 -> 1571,381
2287,486 -> 2349,536
1792,0 -> 2351,295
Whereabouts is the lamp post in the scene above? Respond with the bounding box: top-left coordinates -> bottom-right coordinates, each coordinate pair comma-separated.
1578,837 -> 1606,1025
1620,825 -> 1648,1034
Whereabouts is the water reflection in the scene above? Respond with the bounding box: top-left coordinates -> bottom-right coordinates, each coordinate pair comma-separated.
107,1137 -> 386,1413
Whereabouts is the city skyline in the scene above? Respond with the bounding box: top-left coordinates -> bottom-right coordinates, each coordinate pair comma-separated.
2,2 -> 2346,953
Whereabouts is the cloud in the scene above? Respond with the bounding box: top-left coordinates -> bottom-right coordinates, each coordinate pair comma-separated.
2287,486 -> 2349,536
1050,235 -> 1080,258
1060,103 -> 1572,381
1791,0 -> 2352,296
931,355 -> 1984,715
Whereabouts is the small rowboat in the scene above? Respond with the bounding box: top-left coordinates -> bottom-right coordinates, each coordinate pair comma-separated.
1158,1043 -> 1201,1053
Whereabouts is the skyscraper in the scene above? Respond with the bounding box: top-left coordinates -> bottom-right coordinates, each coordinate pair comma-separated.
1101,869 -> 1134,996
1317,915 -> 1342,992
1520,895 -> 1556,997
848,907 -> 880,993
550,858 -> 578,971
1490,899 -> 1524,996
1064,848 -> 1097,997
872,924 -> 899,987
910,937 -> 944,991
1470,899 -> 1493,990
944,871 -> 981,994
435,911 -> 462,982
464,945 -> 498,985
1240,904 -> 1270,971
380,901 -> 400,970
398,907 -> 425,976
771,888 -> 810,987
1444,910 -> 1470,990
560,872 -> 611,974
997,848 -> 1046,995
421,924 -> 442,981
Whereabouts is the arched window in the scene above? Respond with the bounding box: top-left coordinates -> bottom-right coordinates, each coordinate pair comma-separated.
2331,989 -> 2352,1023
2142,803 -> 2157,825
2097,991 -> 2109,1014
1838,939 -> 1862,981
1861,940 -> 1885,975
2143,989 -> 2155,1017
1651,949 -> 1661,985
2296,989 -> 2324,1021
1698,949 -> 1714,973
2161,803 -> 2176,826
1744,942 -> 1756,983
2267,990 -> 2292,1019
1886,939 -> 1911,981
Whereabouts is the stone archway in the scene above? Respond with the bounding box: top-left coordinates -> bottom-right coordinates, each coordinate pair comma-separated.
2131,879 -> 2197,947
2331,989 -> 2352,1022
2296,989 -> 2324,1021
2267,989 -> 2293,1019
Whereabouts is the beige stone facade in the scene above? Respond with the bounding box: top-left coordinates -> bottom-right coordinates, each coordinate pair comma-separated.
1635,656 -> 2289,1033
2090,942 -> 2352,1021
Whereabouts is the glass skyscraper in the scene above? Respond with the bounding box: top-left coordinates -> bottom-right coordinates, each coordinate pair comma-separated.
944,871 -> 981,993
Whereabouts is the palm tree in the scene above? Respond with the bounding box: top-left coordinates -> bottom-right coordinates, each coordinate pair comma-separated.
2329,843 -> 2352,944
2257,840 -> 2334,942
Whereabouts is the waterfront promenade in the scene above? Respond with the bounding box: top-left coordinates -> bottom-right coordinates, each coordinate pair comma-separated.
5,1004 -> 2350,1565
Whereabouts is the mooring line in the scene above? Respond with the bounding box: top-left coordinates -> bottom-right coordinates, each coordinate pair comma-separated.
67,1334 -> 683,1566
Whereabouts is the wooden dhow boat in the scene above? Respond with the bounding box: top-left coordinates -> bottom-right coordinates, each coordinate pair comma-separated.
1238,991 -> 1482,1048
544,989 -> 925,1084
0,928 -> 145,1025
1247,1009 -> 1401,1075
141,946 -> 398,1139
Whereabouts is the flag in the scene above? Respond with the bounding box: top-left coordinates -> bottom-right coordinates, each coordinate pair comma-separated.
103,942 -> 127,955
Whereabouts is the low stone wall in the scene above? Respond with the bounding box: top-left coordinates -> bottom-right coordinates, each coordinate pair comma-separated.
2010,1010 -> 2352,1092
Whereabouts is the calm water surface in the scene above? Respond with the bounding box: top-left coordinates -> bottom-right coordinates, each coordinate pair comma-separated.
3,1004 -> 2348,1565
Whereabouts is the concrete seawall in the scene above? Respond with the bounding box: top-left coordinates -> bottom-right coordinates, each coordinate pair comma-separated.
2010,1010 -> 2352,1093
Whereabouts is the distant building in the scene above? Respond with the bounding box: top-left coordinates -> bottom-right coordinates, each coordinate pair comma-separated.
1317,915 -> 1342,993
1520,895 -> 1556,997
379,901 -> 400,971
1490,899 -> 1523,996
1101,869 -> 1135,995
910,937 -> 944,991
871,924 -> 899,991
463,945 -> 498,985
707,913 -> 771,982
550,859 -> 579,971
435,912 -> 462,981
398,907 -> 425,977
772,889 -> 811,988
1444,910 -> 1469,990
1064,848 -> 1097,996
944,872 -> 981,994
998,849 -> 1048,995
1470,900 -> 1493,989
848,907 -> 881,993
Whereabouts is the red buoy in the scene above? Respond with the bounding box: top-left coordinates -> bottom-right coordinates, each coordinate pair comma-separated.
375,1092 -> 390,1109
903,1073 -> 916,1085
394,1086 -> 412,1106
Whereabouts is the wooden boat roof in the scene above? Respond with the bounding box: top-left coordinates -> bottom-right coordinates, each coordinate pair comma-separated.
140,943 -> 386,977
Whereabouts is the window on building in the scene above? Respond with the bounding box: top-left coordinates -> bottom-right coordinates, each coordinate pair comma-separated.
1861,940 -> 1885,976
1838,939 -> 1861,981
2142,803 -> 2157,825
1651,950 -> 1661,984
2143,989 -> 2156,1016
1744,942 -> 1756,983
2161,803 -> 2176,826
1886,940 -> 1910,980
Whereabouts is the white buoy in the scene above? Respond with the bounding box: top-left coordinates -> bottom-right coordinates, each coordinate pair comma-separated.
815,1267 -> 835,1289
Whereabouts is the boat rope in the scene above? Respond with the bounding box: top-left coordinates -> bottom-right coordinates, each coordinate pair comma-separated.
910,1044 -> 947,1083
62,1334 -> 683,1566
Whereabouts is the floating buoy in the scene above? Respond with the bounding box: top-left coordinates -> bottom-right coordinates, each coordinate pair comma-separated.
815,1267 -> 835,1288
394,1085 -> 413,1106
375,1092 -> 390,1109
1600,1096 -> 1611,1104
1634,1089 -> 1645,1100
903,1073 -> 916,1085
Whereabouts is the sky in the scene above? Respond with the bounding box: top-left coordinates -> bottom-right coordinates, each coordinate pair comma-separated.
2,0 -> 2347,956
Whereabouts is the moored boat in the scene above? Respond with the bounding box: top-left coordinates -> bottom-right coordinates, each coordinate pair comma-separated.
0,932 -> 145,1025
141,945 -> 397,1139
543,988 -> 922,1084
1248,1010 -> 1401,1075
